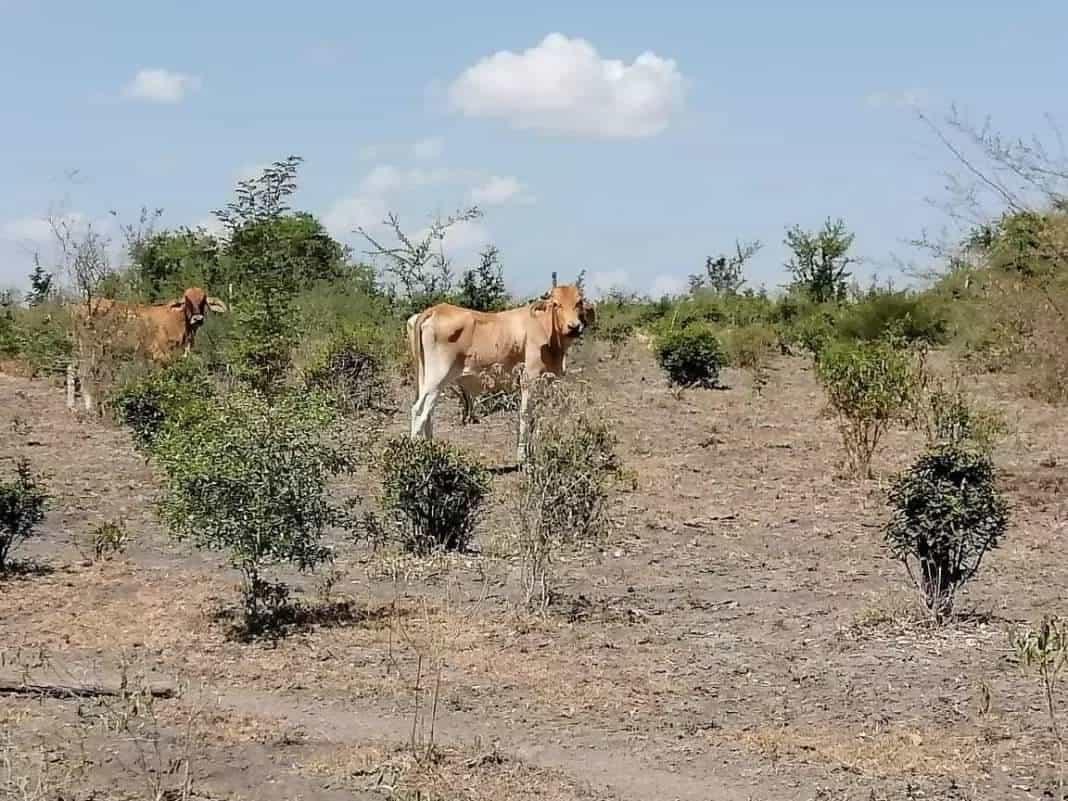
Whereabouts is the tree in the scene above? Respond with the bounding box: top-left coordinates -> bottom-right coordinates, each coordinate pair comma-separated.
456,245 -> 509,311
357,207 -> 482,315
784,218 -> 855,303
689,239 -> 762,294
212,156 -> 306,396
26,256 -> 54,306
131,227 -> 222,302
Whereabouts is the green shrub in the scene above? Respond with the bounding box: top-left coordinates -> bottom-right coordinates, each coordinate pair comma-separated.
110,356 -> 216,451
303,330 -> 389,415
655,325 -> 725,388
86,521 -> 129,561
815,340 -> 919,477
836,291 -> 948,346
154,390 -> 355,633
782,307 -> 836,356
9,305 -> 72,378
0,459 -> 48,571
517,380 -> 626,609
920,379 -> 1006,455
724,324 -> 778,369
376,436 -> 490,555
885,447 -> 1009,623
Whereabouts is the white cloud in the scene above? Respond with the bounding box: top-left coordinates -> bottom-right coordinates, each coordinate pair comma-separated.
864,88 -> 930,110
447,33 -> 685,139
469,175 -> 529,206
412,137 -> 444,160
651,274 -> 685,298
420,218 -> 491,255
323,193 -> 389,236
122,68 -> 201,104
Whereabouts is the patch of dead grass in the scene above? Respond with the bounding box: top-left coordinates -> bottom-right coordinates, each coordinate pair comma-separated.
726,723 -> 987,780
303,740 -> 607,800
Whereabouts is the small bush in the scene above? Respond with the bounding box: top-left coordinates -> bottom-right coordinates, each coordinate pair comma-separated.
0,459 -> 48,571
885,447 -> 1008,623
377,436 -> 490,554
517,380 -> 626,610
836,291 -> 948,346
86,521 -> 129,561
920,379 -> 1006,454
782,308 -> 836,356
655,325 -> 725,388
303,330 -> 389,415
724,324 -> 778,370
154,390 -> 355,633
815,340 -> 919,478
110,356 -> 216,451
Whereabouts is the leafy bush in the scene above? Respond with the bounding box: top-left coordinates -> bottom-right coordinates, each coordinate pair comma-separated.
920,379 -> 1006,454
815,340 -> 919,477
885,447 -> 1009,623
154,390 -> 355,632
110,356 -> 216,451
7,305 -> 72,378
377,436 -> 490,554
0,459 -> 48,571
781,307 -> 836,356
517,380 -> 626,609
724,324 -> 779,369
303,330 -> 389,415
836,291 -> 948,346
655,325 -> 725,388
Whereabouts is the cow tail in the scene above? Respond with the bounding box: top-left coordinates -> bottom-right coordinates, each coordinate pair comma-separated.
410,310 -> 428,397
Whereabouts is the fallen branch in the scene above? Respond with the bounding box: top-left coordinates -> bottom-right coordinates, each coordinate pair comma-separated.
0,680 -> 176,699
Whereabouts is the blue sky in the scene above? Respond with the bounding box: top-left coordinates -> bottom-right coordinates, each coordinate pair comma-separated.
1,0 -> 1065,296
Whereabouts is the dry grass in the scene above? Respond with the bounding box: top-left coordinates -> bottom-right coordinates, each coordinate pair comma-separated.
304,740 -> 609,800
731,723 -> 987,780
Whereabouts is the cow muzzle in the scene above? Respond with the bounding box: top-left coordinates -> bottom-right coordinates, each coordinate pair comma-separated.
566,321 -> 584,337
189,314 -> 205,327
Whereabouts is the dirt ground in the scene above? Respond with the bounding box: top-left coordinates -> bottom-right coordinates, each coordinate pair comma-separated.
2,339 -> 1067,801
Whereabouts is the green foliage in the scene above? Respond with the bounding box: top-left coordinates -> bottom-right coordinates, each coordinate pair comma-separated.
376,436 -> 490,555
920,379 -> 1006,455
885,447 -> 1008,622
785,218 -> 855,303
225,287 -> 298,397
724,324 -> 778,369
0,296 -> 16,359
455,245 -> 510,311
303,329 -> 389,415
26,259 -> 54,306
225,212 -> 346,291
9,305 -> 72,378
131,227 -> 222,301
0,458 -> 48,570
835,290 -> 948,345
154,390 -> 355,631
517,380 -> 626,609
110,356 -> 217,451
688,239 -> 762,295
655,325 -> 725,388
815,340 -> 919,477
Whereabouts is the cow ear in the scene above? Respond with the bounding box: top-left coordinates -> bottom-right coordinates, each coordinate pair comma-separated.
207,297 -> 228,313
530,299 -> 549,315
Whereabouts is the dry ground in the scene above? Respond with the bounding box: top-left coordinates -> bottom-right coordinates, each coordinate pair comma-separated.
2,339 -> 1067,800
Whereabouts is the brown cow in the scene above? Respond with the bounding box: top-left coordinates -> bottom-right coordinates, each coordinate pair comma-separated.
407,282 -> 594,464
66,287 -> 227,413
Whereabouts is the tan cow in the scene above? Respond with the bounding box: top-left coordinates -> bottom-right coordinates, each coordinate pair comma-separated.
407,283 -> 594,464
66,286 -> 227,413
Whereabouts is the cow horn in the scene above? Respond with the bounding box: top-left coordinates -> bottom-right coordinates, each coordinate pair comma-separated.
551,271 -> 557,288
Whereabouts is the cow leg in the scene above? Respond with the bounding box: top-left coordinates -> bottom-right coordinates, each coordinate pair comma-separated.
411,364 -> 456,440
65,362 -> 77,410
517,383 -> 531,466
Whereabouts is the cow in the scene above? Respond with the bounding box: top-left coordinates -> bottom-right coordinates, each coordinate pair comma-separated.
407,281 -> 594,464
66,286 -> 227,413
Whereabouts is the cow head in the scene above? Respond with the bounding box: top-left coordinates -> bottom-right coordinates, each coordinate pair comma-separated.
170,287 -> 228,330
531,284 -> 593,340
